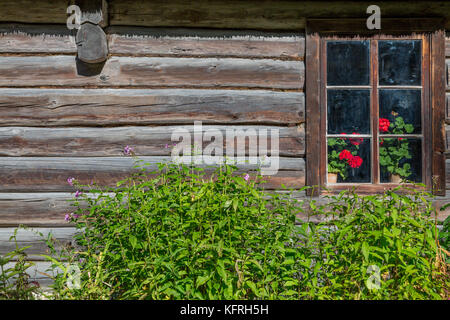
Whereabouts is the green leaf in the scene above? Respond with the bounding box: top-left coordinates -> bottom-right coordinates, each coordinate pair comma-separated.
362,242 -> 369,262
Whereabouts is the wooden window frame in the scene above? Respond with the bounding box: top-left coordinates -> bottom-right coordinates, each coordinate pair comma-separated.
305,18 -> 446,196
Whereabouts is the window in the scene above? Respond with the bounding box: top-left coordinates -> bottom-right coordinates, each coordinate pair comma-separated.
305,19 -> 446,195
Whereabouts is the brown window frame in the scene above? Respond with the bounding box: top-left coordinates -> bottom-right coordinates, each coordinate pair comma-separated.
305,18 -> 446,196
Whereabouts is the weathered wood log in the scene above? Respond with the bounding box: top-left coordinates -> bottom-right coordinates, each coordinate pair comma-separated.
0,193 -> 75,227
0,24 -> 76,53
0,89 -> 304,126
1,0 -> 450,30
107,27 -> 304,59
76,23 -> 108,64
108,0 -> 450,30
0,24 -> 304,59
0,125 -> 305,157
0,0 -> 69,24
76,0 -> 108,27
0,56 -> 304,89
0,156 -> 305,192
0,227 -> 76,257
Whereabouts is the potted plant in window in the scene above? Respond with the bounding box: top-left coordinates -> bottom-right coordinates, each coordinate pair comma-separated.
379,115 -> 414,182
328,133 -> 364,183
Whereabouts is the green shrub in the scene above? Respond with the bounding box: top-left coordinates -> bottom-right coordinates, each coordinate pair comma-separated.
47,161 -> 307,299
304,187 -> 449,299
41,160 -> 448,300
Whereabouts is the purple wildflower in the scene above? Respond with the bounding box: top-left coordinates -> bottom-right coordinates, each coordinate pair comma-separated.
124,145 -> 133,156
67,177 -> 75,186
244,174 -> 250,182
164,144 -> 169,149
64,213 -> 71,222
75,190 -> 82,198
72,213 -> 79,219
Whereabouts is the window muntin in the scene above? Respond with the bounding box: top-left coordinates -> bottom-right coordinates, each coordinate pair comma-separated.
324,38 -> 426,185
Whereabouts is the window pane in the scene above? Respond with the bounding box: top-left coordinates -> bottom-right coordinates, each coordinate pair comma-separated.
379,138 -> 422,183
327,41 -> 370,85
327,89 -> 370,134
379,89 -> 421,134
328,137 -> 371,183
379,40 -> 421,86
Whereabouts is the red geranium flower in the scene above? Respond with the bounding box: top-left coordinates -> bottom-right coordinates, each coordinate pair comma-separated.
348,155 -> 363,168
339,149 -> 352,160
379,118 -> 390,133
349,132 -> 363,146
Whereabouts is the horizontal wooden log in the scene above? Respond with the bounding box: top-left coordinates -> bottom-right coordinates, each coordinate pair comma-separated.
0,56 -> 304,89
0,125 -> 305,157
0,89 -> 304,126
108,27 -> 304,59
0,193 -> 74,227
0,156 -> 305,192
108,0 -> 450,30
0,24 -> 76,53
0,227 -> 76,257
1,0 -> 450,30
0,0 -> 69,24
0,24 -> 304,59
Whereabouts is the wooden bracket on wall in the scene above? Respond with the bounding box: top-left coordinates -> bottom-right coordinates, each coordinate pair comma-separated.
74,0 -> 108,64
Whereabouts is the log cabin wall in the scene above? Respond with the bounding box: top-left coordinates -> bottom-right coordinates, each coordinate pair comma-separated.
0,0 -> 449,285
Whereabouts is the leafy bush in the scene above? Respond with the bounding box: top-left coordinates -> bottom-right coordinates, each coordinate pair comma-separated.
0,230 -> 41,300
303,187 -> 449,299
40,160 -> 448,300
47,162 -> 306,299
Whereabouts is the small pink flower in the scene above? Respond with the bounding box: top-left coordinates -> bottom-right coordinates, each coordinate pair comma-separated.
123,145 -> 133,156
164,144 -> 169,149
67,177 -> 75,186
244,174 -> 250,181
75,190 -> 82,198
64,213 -> 71,222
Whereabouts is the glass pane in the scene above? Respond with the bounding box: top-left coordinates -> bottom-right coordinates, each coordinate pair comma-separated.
379,138 -> 422,183
327,41 -> 370,85
328,137 -> 371,183
379,89 -> 421,134
379,40 -> 421,86
327,89 -> 371,134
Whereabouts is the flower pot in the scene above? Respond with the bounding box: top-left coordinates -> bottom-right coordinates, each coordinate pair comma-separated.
389,174 -> 402,183
328,173 -> 338,184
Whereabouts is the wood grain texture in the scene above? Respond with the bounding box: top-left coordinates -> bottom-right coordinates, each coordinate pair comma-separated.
0,24 -> 304,59
0,24 -> 76,53
108,0 -> 450,30
0,0 -> 69,24
305,31 -> 321,196
0,56 -> 304,89
0,193 -> 75,227
0,89 -> 304,126
1,0 -> 450,29
108,27 -> 304,59
432,32 -> 447,196
0,125 -> 305,157
0,227 -> 76,257
0,157 -> 305,192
